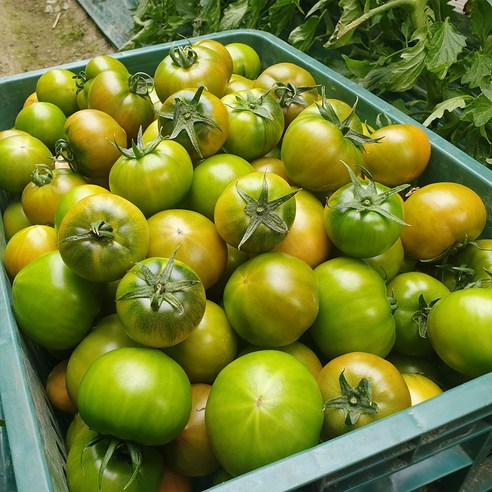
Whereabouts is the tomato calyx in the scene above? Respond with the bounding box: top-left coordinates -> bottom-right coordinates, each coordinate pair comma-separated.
128,72 -> 154,96
156,85 -> 222,158
73,71 -> 87,94
273,82 -> 319,109
328,163 -> 410,226
236,173 -> 298,250
322,370 -> 378,425
30,164 -> 54,187
116,249 -> 200,312
114,126 -> 161,160
169,44 -> 198,68
228,89 -> 276,120
411,294 -> 441,338
83,435 -> 143,491
59,220 -> 115,244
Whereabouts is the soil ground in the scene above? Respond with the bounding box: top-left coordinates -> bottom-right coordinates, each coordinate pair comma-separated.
0,0 -> 115,78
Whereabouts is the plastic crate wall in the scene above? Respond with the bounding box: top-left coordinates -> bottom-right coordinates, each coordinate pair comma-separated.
0,29 -> 491,492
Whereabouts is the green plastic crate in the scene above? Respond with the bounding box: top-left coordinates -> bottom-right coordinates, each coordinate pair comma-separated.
0,29 -> 491,492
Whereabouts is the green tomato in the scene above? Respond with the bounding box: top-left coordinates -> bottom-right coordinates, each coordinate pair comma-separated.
387,271 -> 450,356
77,347 -> 192,446
310,256 -> 396,359
427,287 -> 492,377
11,250 -> 103,350
205,350 -> 324,477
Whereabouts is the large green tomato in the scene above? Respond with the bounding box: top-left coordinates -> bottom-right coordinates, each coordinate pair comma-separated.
11,250 -> 103,350
205,350 -> 324,477
310,257 -> 396,359
57,193 -> 149,283
427,287 -> 492,377
77,347 -> 192,446
223,252 -> 319,347
0,133 -> 53,194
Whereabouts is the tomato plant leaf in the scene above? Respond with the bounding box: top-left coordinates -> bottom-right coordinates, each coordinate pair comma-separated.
288,15 -> 321,52
425,18 -> 467,80
219,0 -> 250,30
461,93 -> 492,127
461,52 -> 492,89
470,0 -> 492,44
383,30 -> 427,92
422,95 -> 470,127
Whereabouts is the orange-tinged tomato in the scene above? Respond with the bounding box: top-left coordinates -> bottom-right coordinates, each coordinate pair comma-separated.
363,124 -> 431,186
401,373 -> 443,405
162,383 -> 220,477
400,182 -> 487,260
147,209 -> 228,290
3,224 -> 58,279
46,359 -> 78,414
250,156 -> 295,185
272,188 -> 331,268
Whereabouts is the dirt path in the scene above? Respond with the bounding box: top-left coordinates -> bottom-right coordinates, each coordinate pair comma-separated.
0,0 -> 115,78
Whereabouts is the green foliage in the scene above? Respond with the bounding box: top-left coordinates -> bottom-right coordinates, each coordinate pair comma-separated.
123,0 -> 492,166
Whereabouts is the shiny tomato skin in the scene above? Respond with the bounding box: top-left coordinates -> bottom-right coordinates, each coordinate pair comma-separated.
254,62 -> 319,127
65,313 -> 144,405
281,110 -> 363,192
272,188 -> 331,268
0,133 -> 54,194
2,199 -> 32,241
77,347 -> 192,446
363,237 -> 404,282
54,183 -> 109,232
45,359 -> 77,414
35,68 -> 79,116
147,209 -> 228,291
154,43 -> 231,102
21,165 -> 87,226
87,69 -> 155,144
317,352 -> 411,439
163,300 -> 238,384
362,124 -> 431,186
400,182 -> 487,261
84,54 -> 130,80
58,193 -> 149,283
323,178 -> 406,258
14,101 -> 66,152
62,108 -> 127,179
223,252 -> 319,347
11,250 -> 103,350
427,287 -> 492,377
184,153 -> 254,221
310,257 -> 396,359
3,224 -> 58,279
401,373 -> 443,405
205,350 -> 324,477
109,139 -> 194,217
225,42 -> 261,79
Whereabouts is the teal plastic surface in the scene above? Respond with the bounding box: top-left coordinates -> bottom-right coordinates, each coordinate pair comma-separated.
0,29 -> 491,492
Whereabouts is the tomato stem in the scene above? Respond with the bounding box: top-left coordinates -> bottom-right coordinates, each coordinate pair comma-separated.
322,370 -> 378,425
236,173 -> 298,250
30,164 -> 54,187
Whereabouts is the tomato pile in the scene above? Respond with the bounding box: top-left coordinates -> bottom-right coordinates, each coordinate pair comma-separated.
1,38 -> 492,491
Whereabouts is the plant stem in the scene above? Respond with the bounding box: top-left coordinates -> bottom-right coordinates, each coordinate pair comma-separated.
336,0 -> 428,39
